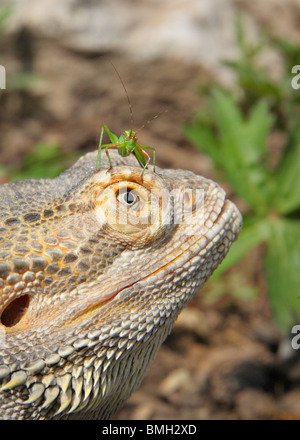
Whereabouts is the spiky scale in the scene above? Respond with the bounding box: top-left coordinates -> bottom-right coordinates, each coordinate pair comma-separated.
0,366 -> 10,380
41,386 -> 60,409
54,389 -> 72,416
53,375 -> 73,416
22,383 -> 45,405
25,359 -> 45,374
0,370 -> 27,391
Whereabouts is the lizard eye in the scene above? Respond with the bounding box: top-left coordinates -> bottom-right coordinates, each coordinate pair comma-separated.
116,189 -> 140,209
94,172 -> 172,246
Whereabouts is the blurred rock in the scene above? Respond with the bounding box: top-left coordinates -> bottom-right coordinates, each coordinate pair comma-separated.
159,367 -> 192,396
175,306 -> 222,339
1,0 -> 237,71
2,0 -> 300,82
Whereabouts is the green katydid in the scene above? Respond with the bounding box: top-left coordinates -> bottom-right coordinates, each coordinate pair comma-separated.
96,63 -> 165,173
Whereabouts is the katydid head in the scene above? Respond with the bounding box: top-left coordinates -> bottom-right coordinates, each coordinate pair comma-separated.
119,130 -> 137,144
124,130 -> 137,140
116,130 -> 138,157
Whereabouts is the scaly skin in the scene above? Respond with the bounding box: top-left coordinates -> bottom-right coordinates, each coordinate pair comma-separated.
0,151 -> 242,419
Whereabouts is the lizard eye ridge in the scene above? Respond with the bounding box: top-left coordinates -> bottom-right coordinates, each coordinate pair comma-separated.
94,172 -> 172,246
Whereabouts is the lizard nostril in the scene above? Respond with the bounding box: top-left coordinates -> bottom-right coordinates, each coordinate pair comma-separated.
1,295 -> 30,328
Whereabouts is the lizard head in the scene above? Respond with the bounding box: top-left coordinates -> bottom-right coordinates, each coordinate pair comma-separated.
0,151 -> 242,419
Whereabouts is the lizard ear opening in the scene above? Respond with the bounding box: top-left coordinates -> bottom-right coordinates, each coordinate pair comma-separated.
0,294 -> 30,328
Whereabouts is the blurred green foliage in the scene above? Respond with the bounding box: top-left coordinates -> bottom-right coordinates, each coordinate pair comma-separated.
0,142 -> 75,181
0,3 -> 12,34
184,17 -> 300,332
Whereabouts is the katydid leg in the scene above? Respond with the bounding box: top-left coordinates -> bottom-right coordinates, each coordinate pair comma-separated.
96,127 -> 105,171
138,144 -> 156,172
96,125 -> 120,171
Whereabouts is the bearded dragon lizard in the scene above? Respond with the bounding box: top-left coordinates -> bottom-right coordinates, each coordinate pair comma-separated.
0,150 -> 242,419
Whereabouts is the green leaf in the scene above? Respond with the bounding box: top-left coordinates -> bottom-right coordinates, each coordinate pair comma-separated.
211,89 -> 273,170
183,123 -> 224,166
264,218 -> 300,332
185,89 -> 274,212
0,4 -> 12,35
233,14 -> 264,62
274,129 -> 300,214
7,72 -> 38,91
245,100 -> 274,160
